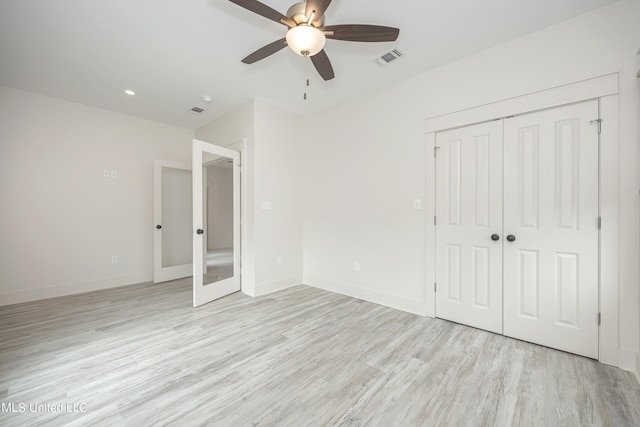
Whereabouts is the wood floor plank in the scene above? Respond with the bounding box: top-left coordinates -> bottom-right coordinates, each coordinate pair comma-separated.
1,280 -> 640,426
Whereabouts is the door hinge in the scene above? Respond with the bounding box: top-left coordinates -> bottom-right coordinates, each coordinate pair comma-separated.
598,312 -> 601,325
434,146 -> 440,158
434,283 -> 437,293
597,216 -> 602,229
590,118 -> 602,134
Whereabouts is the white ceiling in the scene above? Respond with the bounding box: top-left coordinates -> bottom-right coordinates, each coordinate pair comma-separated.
0,0 -> 619,129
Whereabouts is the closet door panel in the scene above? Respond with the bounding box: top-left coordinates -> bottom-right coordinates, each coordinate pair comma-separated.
503,100 -> 599,359
435,121 -> 503,334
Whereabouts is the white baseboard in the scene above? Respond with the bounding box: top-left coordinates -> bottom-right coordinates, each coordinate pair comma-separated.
240,281 -> 256,297
303,275 -> 429,316
618,348 -> 637,372
0,273 -> 152,306
241,280 -> 256,297
253,276 -> 301,296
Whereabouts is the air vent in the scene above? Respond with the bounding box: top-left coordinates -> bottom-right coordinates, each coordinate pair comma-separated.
374,48 -> 405,67
189,106 -> 205,115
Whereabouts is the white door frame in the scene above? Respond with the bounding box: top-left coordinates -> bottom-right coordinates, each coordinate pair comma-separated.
222,139 -> 249,294
425,72 -> 619,367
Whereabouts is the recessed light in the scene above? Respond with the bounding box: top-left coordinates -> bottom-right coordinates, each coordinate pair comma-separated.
124,90 -> 135,96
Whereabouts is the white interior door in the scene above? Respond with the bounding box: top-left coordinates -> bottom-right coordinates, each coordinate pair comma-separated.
435,121 -> 504,334
193,139 -> 240,307
503,101 -> 599,358
153,160 -> 192,283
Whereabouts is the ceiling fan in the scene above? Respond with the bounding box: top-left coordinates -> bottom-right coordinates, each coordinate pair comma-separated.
228,0 -> 400,81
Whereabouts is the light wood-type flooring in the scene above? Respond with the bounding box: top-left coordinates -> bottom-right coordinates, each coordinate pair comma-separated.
1,281 -> 639,426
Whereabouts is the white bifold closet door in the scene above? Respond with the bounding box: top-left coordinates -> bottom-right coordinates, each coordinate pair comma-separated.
435,100 -> 599,359
502,101 -> 599,359
435,121 -> 504,334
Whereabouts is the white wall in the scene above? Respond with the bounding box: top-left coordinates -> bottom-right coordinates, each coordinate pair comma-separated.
195,99 -> 304,295
206,166 -> 233,250
303,0 -> 640,360
0,86 -> 194,304
253,99 -> 304,294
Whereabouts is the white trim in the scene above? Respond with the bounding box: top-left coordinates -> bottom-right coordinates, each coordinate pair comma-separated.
618,348 -> 637,372
304,275 -> 430,316
0,273 -> 152,306
598,94 -> 619,367
223,139 -> 250,297
254,276 -> 301,296
425,73 -> 619,366
241,282 -> 256,297
425,132 -> 437,318
425,73 -> 618,133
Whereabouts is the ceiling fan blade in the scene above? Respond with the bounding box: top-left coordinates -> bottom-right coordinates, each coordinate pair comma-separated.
305,0 -> 332,21
311,49 -> 335,81
323,25 -> 400,42
229,0 -> 294,27
241,38 -> 287,64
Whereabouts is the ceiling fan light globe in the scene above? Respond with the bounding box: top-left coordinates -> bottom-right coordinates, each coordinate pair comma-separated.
286,25 -> 326,56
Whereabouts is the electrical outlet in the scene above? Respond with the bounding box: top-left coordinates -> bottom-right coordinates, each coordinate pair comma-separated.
104,170 -> 110,178
110,170 -> 118,179
111,255 -> 118,264
277,256 -> 284,266
354,261 -> 360,272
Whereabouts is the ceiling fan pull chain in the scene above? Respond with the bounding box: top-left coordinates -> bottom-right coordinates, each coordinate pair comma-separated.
304,55 -> 309,100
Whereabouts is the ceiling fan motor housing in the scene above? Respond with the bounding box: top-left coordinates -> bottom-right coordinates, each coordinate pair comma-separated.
287,2 -> 325,27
